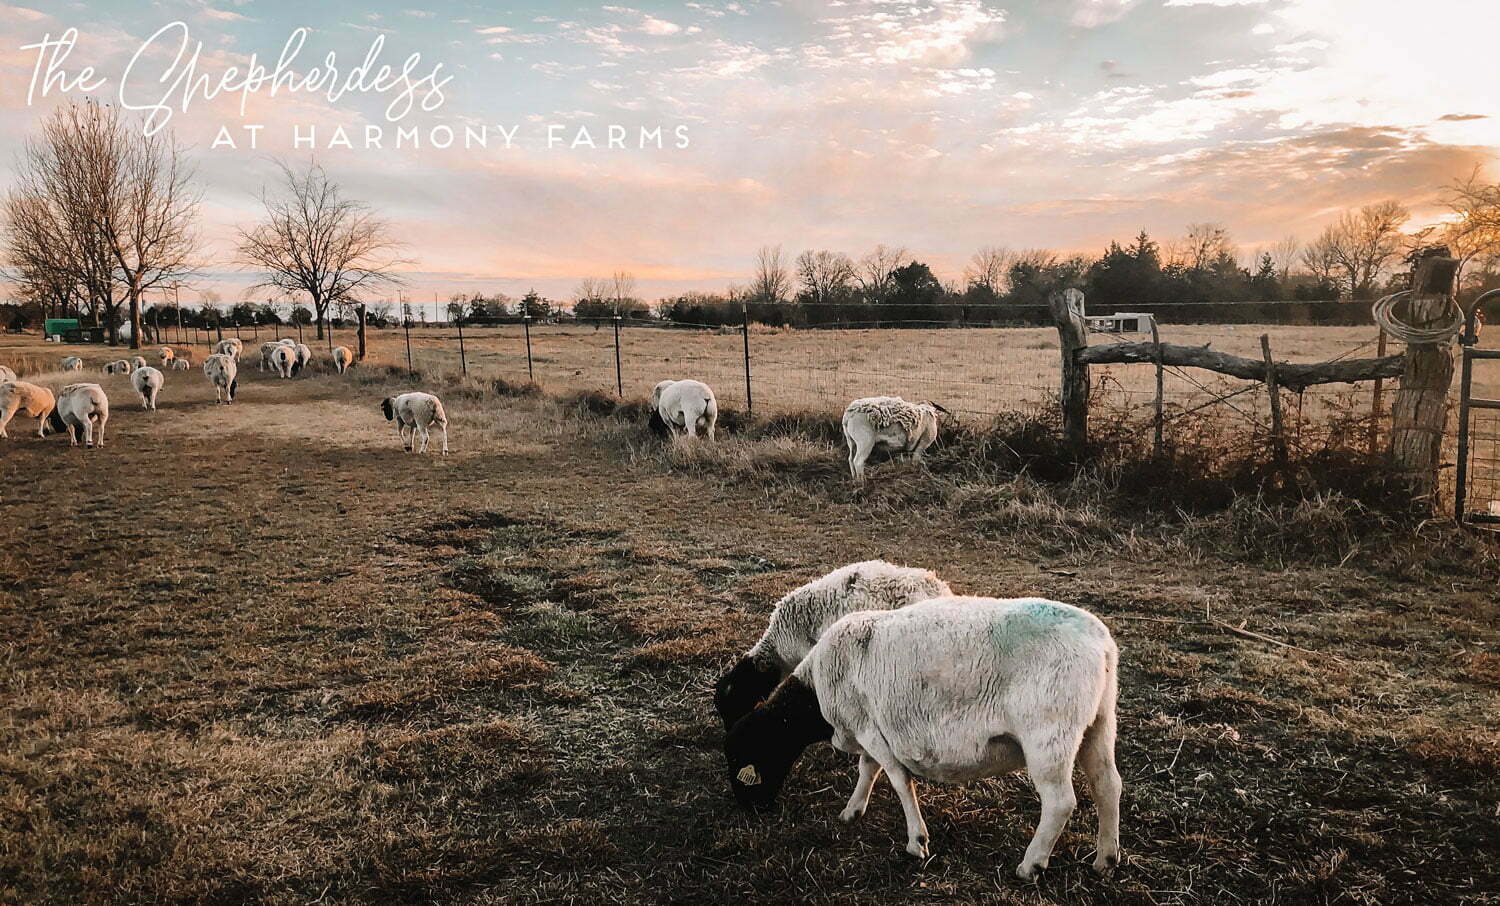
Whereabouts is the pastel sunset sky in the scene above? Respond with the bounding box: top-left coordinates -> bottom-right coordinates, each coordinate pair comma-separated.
1,0 -> 1497,308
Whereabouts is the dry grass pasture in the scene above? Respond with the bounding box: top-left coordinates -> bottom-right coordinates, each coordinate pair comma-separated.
2,332 -> 1498,905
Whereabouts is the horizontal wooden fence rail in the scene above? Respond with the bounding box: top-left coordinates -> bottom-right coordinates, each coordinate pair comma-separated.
1077,343 -> 1406,390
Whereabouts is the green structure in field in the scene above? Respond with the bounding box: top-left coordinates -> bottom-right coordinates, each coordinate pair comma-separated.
44,318 -> 80,339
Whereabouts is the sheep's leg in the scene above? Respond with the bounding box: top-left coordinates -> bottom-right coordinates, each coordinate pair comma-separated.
399,424 -> 411,452
839,754 -> 884,823
884,764 -> 929,859
94,413 -> 106,448
850,435 -> 874,481
1079,711 -> 1122,873
1016,741 -> 1080,881
439,422 -> 449,455
0,405 -> 12,438
418,424 -> 430,454
81,417 -> 94,448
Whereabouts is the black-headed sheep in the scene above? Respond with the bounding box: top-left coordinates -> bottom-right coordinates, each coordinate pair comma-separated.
381,392 -> 448,454
714,560 -> 951,731
46,383 -> 110,448
725,596 -> 1122,881
132,366 -> 164,410
203,353 -> 238,403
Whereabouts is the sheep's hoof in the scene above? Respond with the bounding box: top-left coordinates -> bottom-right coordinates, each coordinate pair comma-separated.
838,806 -> 864,824
1016,860 -> 1046,882
906,836 -> 928,859
1093,850 -> 1121,874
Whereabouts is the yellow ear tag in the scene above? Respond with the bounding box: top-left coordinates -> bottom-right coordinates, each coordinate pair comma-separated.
737,765 -> 761,786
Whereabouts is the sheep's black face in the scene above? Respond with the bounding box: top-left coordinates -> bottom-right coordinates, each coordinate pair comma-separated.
714,657 -> 781,731
723,676 -> 832,810
381,398 -> 395,421
44,409 -> 66,435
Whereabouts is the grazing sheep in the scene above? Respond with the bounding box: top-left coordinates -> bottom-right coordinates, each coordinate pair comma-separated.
0,366 -> 15,383
203,353 -> 238,404
842,396 -> 943,480
332,346 -> 354,374
0,381 -> 57,438
714,560 -> 951,731
292,343 -> 312,375
257,341 -> 280,371
46,383 -> 110,448
278,338 -> 297,346
169,354 -> 191,372
381,392 -> 448,454
103,359 -> 133,376
159,346 -> 175,364
269,343 -> 296,378
214,337 -> 243,361
131,366 -> 164,410
652,379 -> 718,440
725,596 -> 1122,881
60,356 -> 83,372
131,355 -> 147,371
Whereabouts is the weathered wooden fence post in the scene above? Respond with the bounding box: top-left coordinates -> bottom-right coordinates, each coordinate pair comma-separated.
1151,315 -> 1164,457
1388,252 -> 1460,505
1050,288 -> 1090,455
1261,334 -> 1287,469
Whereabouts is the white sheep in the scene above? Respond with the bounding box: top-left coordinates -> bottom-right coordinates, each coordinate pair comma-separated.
332,346 -> 354,374
278,338 -> 297,346
131,365 -> 164,410
257,341 -> 280,371
47,383 -> 110,448
652,379 -> 718,440
292,343 -> 312,376
269,343 -> 296,378
725,596 -> 1122,881
103,359 -> 133,376
60,356 -> 83,372
842,396 -> 942,480
203,353 -> 238,404
169,354 -> 191,372
214,337 -> 243,361
131,355 -> 147,371
714,560 -> 951,730
159,346 -> 175,364
0,381 -> 57,438
381,392 -> 448,454
0,366 -> 15,383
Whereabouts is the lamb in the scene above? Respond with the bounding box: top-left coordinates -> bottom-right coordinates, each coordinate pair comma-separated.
380,392 -> 448,454
169,354 -> 191,372
292,343 -> 312,375
258,341 -> 280,371
841,396 -> 943,480
713,560 -> 951,731
724,596 -> 1122,881
60,356 -> 83,372
332,346 -> 353,374
0,366 -> 15,383
103,359 -> 133,375
159,346 -> 175,364
269,343 -> 296,378
46,383 -> 110,448
131,355 -> 147,371
651,379 -> 718,439
0,381 -> 57,438
203,353 -> 238,403
214,337 -> 243,361
131,366 -> 164,410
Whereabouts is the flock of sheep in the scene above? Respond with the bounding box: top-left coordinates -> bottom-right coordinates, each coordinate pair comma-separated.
4,344 -> 1125,879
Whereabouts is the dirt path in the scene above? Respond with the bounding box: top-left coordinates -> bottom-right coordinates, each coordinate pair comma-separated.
1,363 -> 1496,905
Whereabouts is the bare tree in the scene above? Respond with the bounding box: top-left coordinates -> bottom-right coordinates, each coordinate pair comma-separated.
749,244 -> 790,304
608,271 -> 637,315
1269,235 -> 1300,281
237,161 -> 407,340
1436,167 -> 1500,293
854,244 -> 907,303
795,249 -> 854,305
1299,234 -> 1341,288
1182,222 -> 1235,271
1313,200 -> 1410,298
964,245 -> 1014,297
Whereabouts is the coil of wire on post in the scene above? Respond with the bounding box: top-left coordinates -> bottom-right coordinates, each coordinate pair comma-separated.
1371,290 -> 1465,345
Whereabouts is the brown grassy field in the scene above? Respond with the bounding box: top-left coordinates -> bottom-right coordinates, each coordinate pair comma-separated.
128,320 -> 1468,421
1,333 -> 1498,905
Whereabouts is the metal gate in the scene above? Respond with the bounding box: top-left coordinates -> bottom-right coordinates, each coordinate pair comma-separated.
1455,345 -> 1500,527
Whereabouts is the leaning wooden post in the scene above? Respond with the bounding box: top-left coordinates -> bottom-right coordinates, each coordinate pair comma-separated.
1050,288 -> 1090,455
1388,252 -> 1460,506
1261,334 -> 1287,470
1150,315 -> 1164,457
1369,327 -> 1387,455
